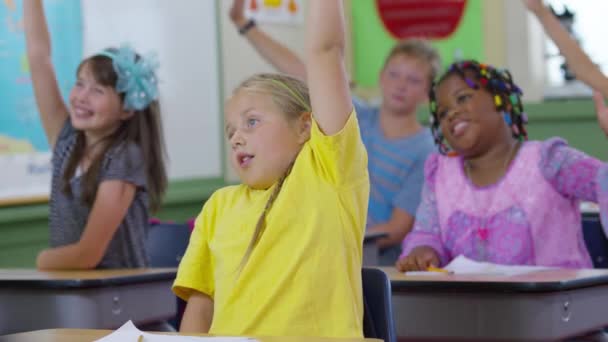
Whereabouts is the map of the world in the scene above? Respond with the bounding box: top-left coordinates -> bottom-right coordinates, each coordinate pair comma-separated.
0,0 -> 81,202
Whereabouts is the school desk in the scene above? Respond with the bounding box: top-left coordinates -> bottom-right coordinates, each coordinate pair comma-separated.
363,232 -> 388,266
379,266 -> 608,341
0,268 -> 177,335
0,329 -> 383,342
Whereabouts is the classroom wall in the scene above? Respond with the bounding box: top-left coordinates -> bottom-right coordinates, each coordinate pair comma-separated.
82,0 -> 224,180
481,0 -> 506,68
351,0 -> 485,88
503,0 -> 546,102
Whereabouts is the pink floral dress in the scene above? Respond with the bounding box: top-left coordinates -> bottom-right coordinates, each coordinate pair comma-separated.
401,138 -> 608,268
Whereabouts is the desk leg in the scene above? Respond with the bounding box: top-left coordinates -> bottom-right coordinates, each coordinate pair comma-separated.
0,280 -> 176,335
363,243 -> 379,266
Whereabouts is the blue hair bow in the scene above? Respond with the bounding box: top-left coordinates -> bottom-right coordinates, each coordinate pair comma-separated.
100,44 -> 159,111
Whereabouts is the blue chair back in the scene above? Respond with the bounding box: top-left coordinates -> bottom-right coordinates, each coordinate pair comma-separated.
582,214 -> 608,269
147,222 -> 191,267
146,222 -> 191,330
362,267 -> 397,342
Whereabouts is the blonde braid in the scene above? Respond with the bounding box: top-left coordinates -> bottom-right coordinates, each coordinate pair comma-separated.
238,161 -> 295,272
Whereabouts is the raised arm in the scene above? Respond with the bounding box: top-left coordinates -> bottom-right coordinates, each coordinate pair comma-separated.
24,0 -> 69,148
306,0 -> 351,135
229,0 -> 306,79
524,0 -> 608,99
593,91 -> 608,137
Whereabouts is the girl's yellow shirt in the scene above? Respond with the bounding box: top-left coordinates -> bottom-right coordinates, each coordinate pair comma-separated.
173,111 -> 369,337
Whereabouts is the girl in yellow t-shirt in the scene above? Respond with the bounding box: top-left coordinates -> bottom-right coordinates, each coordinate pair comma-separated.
173,1 -> 369,338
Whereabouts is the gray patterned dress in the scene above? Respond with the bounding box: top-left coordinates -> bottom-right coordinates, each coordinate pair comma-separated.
48,120 -> 150,268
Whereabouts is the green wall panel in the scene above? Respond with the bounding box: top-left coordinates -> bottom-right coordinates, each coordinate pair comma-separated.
351,0 -> 485,87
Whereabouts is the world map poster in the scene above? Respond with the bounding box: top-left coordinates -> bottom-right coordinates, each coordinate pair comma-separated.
0,0 -> 81,203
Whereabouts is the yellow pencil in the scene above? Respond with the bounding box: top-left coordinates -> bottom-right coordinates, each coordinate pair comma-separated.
427,266 -> 453,274
137,335 -> 144,342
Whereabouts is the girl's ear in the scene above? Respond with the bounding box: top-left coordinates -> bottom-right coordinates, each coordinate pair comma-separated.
296,112 -> 312,143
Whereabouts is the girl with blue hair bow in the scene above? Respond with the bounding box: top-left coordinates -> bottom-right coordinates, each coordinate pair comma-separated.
25,0 -> 167,269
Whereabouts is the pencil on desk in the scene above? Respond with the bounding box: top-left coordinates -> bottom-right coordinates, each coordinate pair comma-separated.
137,334 -> 144,342
427,266 -> 453,274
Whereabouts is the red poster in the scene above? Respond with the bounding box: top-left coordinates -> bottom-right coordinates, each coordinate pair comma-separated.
376,0 -> 467,39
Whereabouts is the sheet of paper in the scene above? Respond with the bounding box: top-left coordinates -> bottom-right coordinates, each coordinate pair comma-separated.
95,321 -> 257,342
580,201 -> 599,214
403,271 -> 446,276
405,255 -> 555,276
444,255 -> 555,276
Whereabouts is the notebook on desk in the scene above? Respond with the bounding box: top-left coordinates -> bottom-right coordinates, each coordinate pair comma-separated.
96,321 -> 256,342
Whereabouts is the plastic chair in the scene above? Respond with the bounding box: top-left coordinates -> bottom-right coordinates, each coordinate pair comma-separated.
362,267 -> 397,342
147,222 -> 191,267
582,214 -> 608,269
146,222 -> 192,330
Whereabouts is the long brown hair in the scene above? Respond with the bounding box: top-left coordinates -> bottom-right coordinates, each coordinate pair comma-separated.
234,73 -> 311,270
63,52 -> 167,212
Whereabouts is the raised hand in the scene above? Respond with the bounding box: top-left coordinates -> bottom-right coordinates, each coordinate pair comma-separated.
229,0 -> 247,27
522,0 -> 546,14
24,0 -> 68,147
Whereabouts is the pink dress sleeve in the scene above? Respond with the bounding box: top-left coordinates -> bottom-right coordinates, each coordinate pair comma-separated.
540,138 -> 608,236
541,138 -> 602,200
400,154 -> 450,265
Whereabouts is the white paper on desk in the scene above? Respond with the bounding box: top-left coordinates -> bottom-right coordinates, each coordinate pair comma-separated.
405,255 -> 555,276
444,255 -> 555,276
95,321 -> 257,342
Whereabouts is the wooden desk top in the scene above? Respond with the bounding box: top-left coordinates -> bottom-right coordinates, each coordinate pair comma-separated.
379,266 -> 608,293
0,268 -> 177,289
0,329 -> 381,342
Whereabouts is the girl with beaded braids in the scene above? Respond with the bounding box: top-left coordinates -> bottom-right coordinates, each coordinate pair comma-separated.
173,1 -> 368,337
429,61 -> 529,154
25,0 -> 167,270
396,59 -> 608,272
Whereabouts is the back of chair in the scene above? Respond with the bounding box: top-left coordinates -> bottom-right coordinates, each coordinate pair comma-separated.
146,222 -> 191,268
146,222 -> 191,330
582,214 -> 608,269
362,267 -> 397,342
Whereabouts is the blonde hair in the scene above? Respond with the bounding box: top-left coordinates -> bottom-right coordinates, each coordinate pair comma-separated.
233,73 -> 311,271
383,39 -> 442,85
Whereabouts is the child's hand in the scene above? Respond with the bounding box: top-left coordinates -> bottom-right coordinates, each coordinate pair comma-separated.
593,91 -> 608,137
522,0 -> 545,14
229,0 -> 247,27
395,246 -> 440,272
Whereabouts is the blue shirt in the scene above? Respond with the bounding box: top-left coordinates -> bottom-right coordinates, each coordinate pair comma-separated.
354,99 -> 435,226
